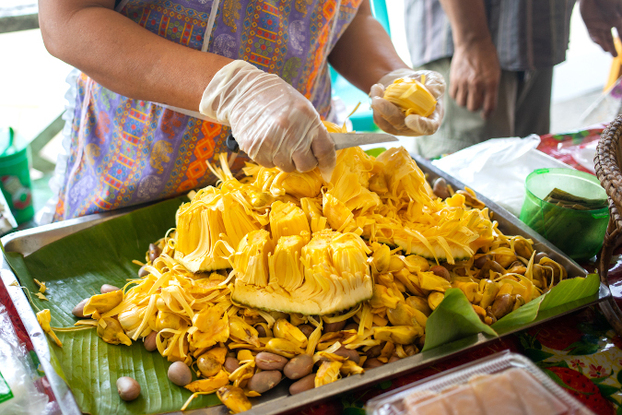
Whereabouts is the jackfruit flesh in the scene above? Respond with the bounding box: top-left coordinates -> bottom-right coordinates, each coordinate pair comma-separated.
231,229 -> 373,315
383,77 -> 437,117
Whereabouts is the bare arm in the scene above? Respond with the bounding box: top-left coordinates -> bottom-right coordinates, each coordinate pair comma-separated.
439,0 -> 500,118
327,0 -> 410,93
38,0 -> 233,112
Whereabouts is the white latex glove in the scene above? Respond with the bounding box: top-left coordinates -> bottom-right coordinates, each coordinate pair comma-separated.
369,68 -> 446,136
200,60 -> 335,179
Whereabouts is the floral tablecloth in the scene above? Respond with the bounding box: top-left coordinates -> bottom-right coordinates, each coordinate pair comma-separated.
1,124 -> 622,415
297,306 -> 622,415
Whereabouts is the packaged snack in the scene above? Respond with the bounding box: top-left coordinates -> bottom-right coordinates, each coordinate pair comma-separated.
366,351 -> 594,415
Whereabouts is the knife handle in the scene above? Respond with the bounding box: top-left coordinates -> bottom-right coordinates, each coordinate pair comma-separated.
226,133 -> 240,153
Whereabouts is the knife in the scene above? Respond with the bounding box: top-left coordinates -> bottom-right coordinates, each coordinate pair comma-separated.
225,132 -> 399,153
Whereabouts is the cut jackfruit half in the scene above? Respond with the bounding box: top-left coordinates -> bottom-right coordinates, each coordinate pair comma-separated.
231,229 -> 373,315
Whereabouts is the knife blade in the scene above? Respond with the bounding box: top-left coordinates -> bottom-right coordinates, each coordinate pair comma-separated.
330,132 -> 399,150
225,132 -> 399,153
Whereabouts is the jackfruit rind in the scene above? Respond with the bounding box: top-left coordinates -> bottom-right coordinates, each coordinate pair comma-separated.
231,282 -> 372,315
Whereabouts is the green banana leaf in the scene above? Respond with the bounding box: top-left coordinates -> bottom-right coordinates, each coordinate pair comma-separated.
491,273 -> 600,334
4,197 -> 221,415
422,273 -> 601,352
422,288 -> 497,352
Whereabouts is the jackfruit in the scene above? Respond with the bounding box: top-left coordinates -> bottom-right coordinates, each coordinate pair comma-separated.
383,77 -> 437,117
231,230 -> 373,315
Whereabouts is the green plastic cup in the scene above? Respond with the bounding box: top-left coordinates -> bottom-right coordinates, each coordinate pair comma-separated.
519,168 -> 609,261
0,128 -> 34,224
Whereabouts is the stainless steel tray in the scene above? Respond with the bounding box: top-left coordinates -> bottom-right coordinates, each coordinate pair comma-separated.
0,155 -> 611,415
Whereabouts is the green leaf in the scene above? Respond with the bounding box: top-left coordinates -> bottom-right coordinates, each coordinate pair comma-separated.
364,147 -> 387,157
422,288 -> 497,352
539,273 -> 600,311
590,370 -> 613,384
491,295 -> 544,334
538,360 -> 570,369
492,273 -> 600,335
565,342 -> 600,356
4,197 -> 222,415
596,384 -> 618,398
522,348 -> 554,363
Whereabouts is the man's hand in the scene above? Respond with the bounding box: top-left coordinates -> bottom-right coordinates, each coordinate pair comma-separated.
449,38 -> 501,119
580,0 -> 622,57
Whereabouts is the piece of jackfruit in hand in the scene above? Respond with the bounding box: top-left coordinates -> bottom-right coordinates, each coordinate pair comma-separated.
383,77 -> 437,117
231,229 -> 373,315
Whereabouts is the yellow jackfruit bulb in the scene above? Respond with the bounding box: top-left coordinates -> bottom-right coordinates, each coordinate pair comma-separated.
83,289 -> 124,319
173,189 -> 235,273
269,201 -> 311,241
322,120 -> 348,133
189,303 -> 230,349
315,361 -> 343,387
374,325 -> 423,345
371,244 -> 391,274
273,318 -> 308,348
328,232 -> 371,277
97,317 -> 132,346
36,309 -> 62,347
217,386 -> 252,414
274,170 -> 324,199
383,77 -> 437,117
300,197 -> 328,233
232,229 -> 273,287
229,316 -> 261,347
323,193 -> 355,233
269,234 -> 308,292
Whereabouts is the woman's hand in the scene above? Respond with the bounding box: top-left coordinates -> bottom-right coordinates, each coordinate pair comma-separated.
369,68 -> 446,136
200,61 -> 335,179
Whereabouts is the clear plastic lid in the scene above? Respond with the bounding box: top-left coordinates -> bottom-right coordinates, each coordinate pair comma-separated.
366,350 -> 594,415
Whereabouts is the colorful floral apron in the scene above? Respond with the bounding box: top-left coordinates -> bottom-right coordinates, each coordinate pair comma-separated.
53,0 -> 362,221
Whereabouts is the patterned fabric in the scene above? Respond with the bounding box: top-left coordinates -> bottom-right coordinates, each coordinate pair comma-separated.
404,0 -> 576,71
54,0 -> 362,221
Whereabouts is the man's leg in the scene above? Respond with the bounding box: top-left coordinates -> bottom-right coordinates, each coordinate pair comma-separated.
411,58 -> 518,158
514,68 -> 554,138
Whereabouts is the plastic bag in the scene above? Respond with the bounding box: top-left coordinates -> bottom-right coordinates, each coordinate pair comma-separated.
432,135 -> 572,217
0,304 -> 49,415
580,77 -> 622,127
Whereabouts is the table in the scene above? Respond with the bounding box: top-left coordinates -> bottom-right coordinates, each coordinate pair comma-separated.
1,126 -> 621,415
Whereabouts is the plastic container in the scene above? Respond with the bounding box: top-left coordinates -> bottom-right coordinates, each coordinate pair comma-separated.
0,128 -> 34,225
366,351 -> 593,415
519,168 -> 609,261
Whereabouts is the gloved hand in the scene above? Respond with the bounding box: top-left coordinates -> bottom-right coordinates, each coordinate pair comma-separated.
369,68 -> 446,136
200,60 -> 335,179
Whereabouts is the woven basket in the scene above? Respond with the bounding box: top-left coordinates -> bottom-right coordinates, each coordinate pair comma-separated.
594,115 -> 622,334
